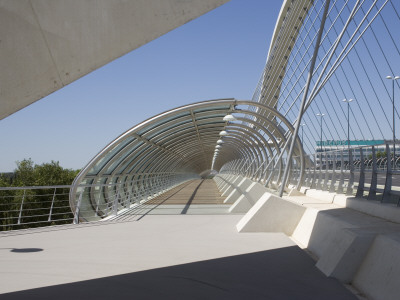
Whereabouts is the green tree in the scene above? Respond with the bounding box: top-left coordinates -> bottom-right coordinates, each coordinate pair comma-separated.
0,159 -> 80,231
14,158 -> 36,186
376,151 -> 387,159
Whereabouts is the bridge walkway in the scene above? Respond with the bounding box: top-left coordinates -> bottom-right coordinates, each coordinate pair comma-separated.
110,179 -> 231,221
0,178 -> 358,299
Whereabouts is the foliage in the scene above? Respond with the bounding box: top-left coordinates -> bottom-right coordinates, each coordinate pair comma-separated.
0,159 -> 80,231
376,151 -> 387,159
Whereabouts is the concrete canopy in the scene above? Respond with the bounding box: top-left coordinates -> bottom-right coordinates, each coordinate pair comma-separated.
0,0 -> 229,120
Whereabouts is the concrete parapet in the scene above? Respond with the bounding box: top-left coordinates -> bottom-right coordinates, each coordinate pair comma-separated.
224,177 -> 253,203
214,175 -> 227,190
229,182 -> 270,213
303,188 -> 400,224
229,195 -> 252,212
236,193 -> 306,235
224,188 -> 242,204
342,197 -> 400,224
221,176 -> 243,196
237,190 -> 400,299
219,174 -> 235,189
314,228 -> 375,282
353,233 -> 400,300
213,175 -> 225,189
303,189 -> 336,202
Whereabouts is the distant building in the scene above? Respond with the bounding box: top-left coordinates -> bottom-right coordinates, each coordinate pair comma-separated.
315,140 -> 399,165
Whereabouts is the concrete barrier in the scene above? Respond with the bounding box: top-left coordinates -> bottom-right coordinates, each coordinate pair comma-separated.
236,193 -> 306,235
303,189 -> 336,202
220,174 -> 235,189
353,233 -> 400,300
217,174 -> 231,191
304,188 -> 400,224
224,178 -> 253,203
236,190 -> 400,300
221,176 -> 243,196
229,181 -> 269,213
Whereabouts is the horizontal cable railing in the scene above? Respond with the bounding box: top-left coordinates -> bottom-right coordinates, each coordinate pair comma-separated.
0,174 -> 198,231
0,185 -> 73,231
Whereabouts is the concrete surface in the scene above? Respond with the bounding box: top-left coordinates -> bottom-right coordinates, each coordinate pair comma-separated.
224,177 -> 252,203
0,214 -> 357,299
303,188 -> 400,224
237,192 -> 306,235
233,183 -> 400,300
221,175 -> 243,197
1,0 -> 229,119
229,181 -> 269,213
353,233 -> 400,300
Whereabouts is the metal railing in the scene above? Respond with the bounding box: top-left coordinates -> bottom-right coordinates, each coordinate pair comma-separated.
3,143 -> 400,231
0,173 -> 198,231
0,185 -> 73,231
219,143 -> 400,206
290,143 -> 400,206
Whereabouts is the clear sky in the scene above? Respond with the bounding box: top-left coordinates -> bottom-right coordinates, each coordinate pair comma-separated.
0,0 -> 283,172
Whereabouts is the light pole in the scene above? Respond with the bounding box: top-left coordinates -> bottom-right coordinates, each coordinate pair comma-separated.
316,113 -> 325,167
342,99 -> 354,153
300,123 -> 306,146
386,75 -> 400,168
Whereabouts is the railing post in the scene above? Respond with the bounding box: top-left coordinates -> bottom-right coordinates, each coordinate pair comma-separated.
95,188 -> 101,217
346,148 -> 354,195
310,153 -> 317,189
329,152 -> 337,193
113,188 -> 120,216
73,190 -> 83,224
317,153 -> 323,190
382,144 -> 392,203
356,148 -> 365,198
337,150 -> 345,194
367,145 -> 378,200
17,190 -> 26,225
48,188 -> 57,222
323,151 -> 330,190
126,190 -> 132,208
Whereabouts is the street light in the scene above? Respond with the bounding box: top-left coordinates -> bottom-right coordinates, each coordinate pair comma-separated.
386,75 -> 400,168
223,114 -> 237,122
316,113 -> 325,168
342,99 -> 354,153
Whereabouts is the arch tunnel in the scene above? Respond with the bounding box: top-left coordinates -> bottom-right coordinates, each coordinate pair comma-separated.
69,98 -> 305,222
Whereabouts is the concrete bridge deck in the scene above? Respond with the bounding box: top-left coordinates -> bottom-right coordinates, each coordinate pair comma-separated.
109,179 -> 232,221
0,180 -> 358,299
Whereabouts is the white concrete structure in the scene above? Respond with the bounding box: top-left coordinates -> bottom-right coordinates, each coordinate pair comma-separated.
232,184 -> 400,300
0,0 -> 228,119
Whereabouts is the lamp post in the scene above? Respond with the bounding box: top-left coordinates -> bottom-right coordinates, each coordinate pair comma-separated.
386,75 -> 400,169
316,113 -> 325,168
342,99 -> 354,153
316,114 -> 325,152
300,123 -> 306,146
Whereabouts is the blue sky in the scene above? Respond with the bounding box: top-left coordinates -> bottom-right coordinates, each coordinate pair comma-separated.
0,0 -> 283,172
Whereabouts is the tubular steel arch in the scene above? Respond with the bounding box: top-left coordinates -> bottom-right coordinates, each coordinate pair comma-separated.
70,99 -> 302,221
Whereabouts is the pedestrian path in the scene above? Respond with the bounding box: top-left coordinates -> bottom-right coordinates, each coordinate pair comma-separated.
109,179 -> 232,222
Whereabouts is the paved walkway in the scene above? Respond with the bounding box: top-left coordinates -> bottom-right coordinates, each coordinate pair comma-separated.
109,179 -> 231,221
0,179 -> 358,299
149,179 -> 226,205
